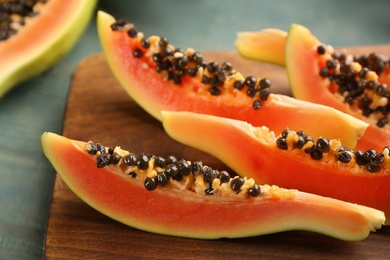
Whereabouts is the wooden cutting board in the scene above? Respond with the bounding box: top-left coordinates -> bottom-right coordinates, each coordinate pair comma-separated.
45,50 -> 390,259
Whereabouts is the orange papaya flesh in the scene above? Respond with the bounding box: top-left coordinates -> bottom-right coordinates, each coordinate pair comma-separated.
243,24 -> 390,152
235,25 -> 390,152
161,111 -> 390,225
97,11 -> 368,149
0,0 -> 97,98
41,132 -> 385,241
285,24 -> 390,152
235,28 -> 287,66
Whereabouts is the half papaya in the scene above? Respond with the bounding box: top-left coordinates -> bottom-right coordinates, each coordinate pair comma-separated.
0,0 -> 97,98
97,11 -> 367,149
161,111 -> 390,225
41,132 -> 385,241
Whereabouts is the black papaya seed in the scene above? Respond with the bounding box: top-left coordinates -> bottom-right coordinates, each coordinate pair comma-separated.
293,135 -> 305,149
337,151 -> 352,163
191,161 -> 203,176
310,149 -> 323,160
123,153 -> 138,166
218,171 -> 230,184
137,154 -> 150,170
372,153 -> 385,165
206,61 -> 218,73
252,100 -> 261,110
172,173 -> 183,181
221,61 -> 233,71
109,153 -> 121,164
363,149 -> 377,161
166,155 -> 178,165
276,137 -> 288,150
281,129 -> 291,138
141,37 -> 150,49
107,147 -> 115,155
133,48 -> 143,58
209,86 -> 221,96
231,177 -> 245,192
259,78 -> 271,89
96,143 -> 106,154
259,88 -> 270,100
248,184 -> 261,197
165,164 -> 179,177
244,76 -> 257,88
156,172 -> 169,186
96,153 -> 111,168
233,80 -> 245,90
144,177 -> 158,191
86,142 -> 98,154
316,137 -> 330,153
178,159 -> 191,176
127,27 -> 137,38
354,150 -> 368,166
203,168 -> 217,183
128,171 -> 137,178
317,45 -> 326,55
154,156 -> 166,168
158,36 -> 169,47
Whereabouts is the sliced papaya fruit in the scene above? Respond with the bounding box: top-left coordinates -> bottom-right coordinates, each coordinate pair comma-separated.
41,132 -> 385,241
235,28 -> 287,66
235,24 -> 390,152
286,24 -> 390,152
97,11 -> 368,149
0,0 -> 97,98
161,111 -> 390,225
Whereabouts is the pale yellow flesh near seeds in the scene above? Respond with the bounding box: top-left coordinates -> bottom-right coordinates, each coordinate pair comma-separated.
235,28 -> 287,66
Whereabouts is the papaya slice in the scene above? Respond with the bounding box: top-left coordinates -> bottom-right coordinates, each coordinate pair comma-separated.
235,28 -> 287,66
0,0 -> 97,98
97,11 -> 368,149
285,24 -> 390,152
41,132 -> 385,241
161,111 -> 390,225
235,24 -> 390,152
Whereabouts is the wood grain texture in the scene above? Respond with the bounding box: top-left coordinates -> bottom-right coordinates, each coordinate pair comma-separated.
45,51 -> 390,259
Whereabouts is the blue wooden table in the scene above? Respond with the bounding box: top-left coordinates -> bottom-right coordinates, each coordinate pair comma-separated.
1,0 -> 389,258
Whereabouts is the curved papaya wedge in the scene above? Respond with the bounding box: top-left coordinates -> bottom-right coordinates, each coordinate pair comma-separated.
285,24 -> 390,152
41,132 -> 384,240
161,111 -> 390,225
235,24 -> 390,152
0,0 -> 97,98
97,11 -> 367,149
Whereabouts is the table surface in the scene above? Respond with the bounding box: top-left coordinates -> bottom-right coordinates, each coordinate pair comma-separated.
1,0 -> 390,259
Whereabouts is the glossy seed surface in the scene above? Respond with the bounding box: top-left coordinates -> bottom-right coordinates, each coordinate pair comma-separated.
86,141 -> 264,197
110,20 -> 273,111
